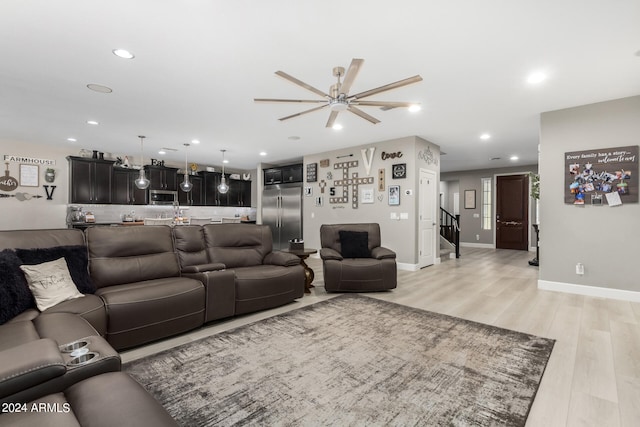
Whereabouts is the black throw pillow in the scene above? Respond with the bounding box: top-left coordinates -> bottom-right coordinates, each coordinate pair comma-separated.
16,245 -> 96,294
0,249 -> 35,325
339,231 -> 370,258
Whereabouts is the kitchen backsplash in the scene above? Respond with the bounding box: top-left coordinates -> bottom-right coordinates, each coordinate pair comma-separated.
69,204 -> 256,223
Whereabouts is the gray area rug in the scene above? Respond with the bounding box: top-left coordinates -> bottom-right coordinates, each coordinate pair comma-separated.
124,295 -> 554,426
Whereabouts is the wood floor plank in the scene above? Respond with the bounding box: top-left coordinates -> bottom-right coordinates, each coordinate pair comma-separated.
120,248 -> 638,426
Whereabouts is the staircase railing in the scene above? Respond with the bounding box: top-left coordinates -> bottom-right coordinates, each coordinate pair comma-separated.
440,208 -> 460,258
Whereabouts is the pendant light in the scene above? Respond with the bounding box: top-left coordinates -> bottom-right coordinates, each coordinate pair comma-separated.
217,149 -> 229,194
179,143 -> 193,192
134,135 -> 150,189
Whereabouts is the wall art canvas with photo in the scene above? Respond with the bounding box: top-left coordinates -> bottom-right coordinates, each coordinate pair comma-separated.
564,145 -> 638,205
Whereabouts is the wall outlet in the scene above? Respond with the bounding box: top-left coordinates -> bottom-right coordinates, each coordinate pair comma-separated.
473,213 -> 480,218
576,263 -> 584,275
476,234 -> 480,241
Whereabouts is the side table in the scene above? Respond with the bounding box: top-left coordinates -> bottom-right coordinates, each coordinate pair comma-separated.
282,248 -> 317,293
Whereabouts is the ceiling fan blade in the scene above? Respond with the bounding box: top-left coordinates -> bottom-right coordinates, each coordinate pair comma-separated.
275,71 -> 330,98
350,75 -> 423,100
339,58 -> 364,95
278,104 -> 328,121
325,110 -> 339,128
347,106 -> 381,124
352,101 -> 415,108
254,98 -> 327,103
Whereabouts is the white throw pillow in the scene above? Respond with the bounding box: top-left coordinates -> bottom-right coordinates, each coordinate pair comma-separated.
19,257 -> 84,311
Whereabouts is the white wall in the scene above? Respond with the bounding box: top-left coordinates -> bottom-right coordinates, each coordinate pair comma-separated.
302,136 -> 440,266
1,141 -> 70,230
539,95 -> 640,296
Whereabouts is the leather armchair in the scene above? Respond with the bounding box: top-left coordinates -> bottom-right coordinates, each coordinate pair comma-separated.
320,223 -> 397,292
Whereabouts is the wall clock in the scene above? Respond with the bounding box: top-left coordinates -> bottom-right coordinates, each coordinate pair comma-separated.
392,163 -> 406,179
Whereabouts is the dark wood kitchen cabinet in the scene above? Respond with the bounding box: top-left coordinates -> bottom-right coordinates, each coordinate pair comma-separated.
145,165 -> 178,191
228,178 -> 251,207
200,171 -> 251,206
177,173 -> 203,206
201,171 -> 224,206
263,164 -> 302,185
112,168 -> 148,205
68,157 -> 114,204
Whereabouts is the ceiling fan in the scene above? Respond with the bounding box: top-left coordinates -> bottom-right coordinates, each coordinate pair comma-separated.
254,58 -> 423,128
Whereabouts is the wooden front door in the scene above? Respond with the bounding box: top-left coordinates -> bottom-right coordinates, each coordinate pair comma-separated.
496,175 -> 529,250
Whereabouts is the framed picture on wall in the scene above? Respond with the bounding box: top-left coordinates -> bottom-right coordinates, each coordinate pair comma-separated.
388,185 -> 400,206
19,164 -> 39,187
464,189 -> 476,209
361,187 -> 374,204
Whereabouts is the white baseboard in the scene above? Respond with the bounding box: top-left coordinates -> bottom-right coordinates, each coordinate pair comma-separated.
397,262 -> 419,271
460,242 -> 494,249
538,280 -> 640,303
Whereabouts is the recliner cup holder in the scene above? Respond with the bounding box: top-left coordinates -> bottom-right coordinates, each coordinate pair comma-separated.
68,352 -> 99,367
60,339 -> 89,353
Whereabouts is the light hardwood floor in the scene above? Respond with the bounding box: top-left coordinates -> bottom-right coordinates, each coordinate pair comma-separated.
122,248 -> 640,427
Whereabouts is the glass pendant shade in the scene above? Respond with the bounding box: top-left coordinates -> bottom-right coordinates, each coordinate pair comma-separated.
180,175 -> 193,192
134,135 -> 150,189
217,149 -> 229,194
217,176 -> 229,194
135,169 -> 150,189
180,143 -> 192,192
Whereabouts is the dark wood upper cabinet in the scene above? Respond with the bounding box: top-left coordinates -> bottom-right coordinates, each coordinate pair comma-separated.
112,168 -> 148,205
228,178 -> 251,207
146,165 -> 178,191
177,173 -> 203,206
264,164 -> 302,185
68,157 -> 114,204
200,171 -> 251,206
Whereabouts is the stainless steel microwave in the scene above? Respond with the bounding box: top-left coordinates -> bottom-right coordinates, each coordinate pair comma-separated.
149,190 -> 178,205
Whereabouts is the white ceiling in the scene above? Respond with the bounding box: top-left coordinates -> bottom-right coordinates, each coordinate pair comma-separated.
1,1 -> 639,172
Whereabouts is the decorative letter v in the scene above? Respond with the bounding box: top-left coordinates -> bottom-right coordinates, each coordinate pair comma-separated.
361,147 -> 375,176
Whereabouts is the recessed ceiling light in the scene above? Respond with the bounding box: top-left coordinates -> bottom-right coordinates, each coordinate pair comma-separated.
332,124 -> 343,130
158,150 -> 166,155
526,71 -> 547,84
259,152 -> 267,156
67,137 -> 77,142
87,84 -> 112,93
112,49 -> 134,59
408,104 -> 421,113
480,133 -> 491,140
86,120 -> 99,125
191,139 -> 200,144
510,155 -> 519,161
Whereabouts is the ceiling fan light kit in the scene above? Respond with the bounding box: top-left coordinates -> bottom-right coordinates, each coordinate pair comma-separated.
255,58 -> 422,128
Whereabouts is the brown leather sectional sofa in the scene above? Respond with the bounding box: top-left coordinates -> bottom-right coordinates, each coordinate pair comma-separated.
0,224 -> 305,425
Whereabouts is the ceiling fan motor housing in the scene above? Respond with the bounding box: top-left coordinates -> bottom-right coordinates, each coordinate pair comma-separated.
329,98 -> 349,111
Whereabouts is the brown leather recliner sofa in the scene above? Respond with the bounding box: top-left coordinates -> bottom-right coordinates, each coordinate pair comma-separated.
173,224 -> 305,317
320,223 -> 397,292
0,224 -> 304,425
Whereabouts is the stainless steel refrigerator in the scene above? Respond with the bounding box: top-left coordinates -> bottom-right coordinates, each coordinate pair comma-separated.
262,183 -> 302,250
